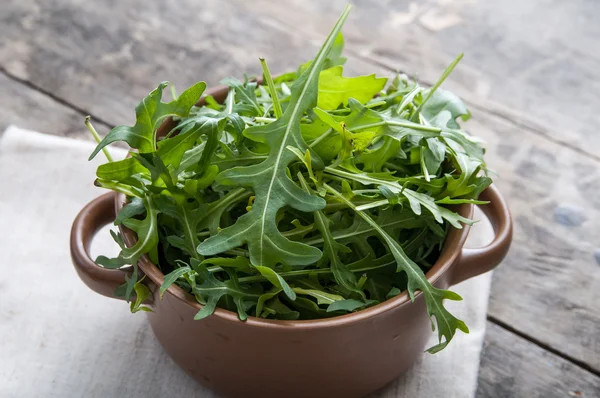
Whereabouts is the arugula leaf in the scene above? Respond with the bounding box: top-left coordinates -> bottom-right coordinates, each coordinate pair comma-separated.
220,77 -> 262,116
317,66 -> 387,110
324,183 -> 468,352
253,265 -> 296,300
192,261 -> 261,321
114,197 -> 145,225
160,266 -> 191,298
256,289 -> 281,318
130,278 -> 152,313
89,81 -> 206,159
420,88 -> 471,130
292,287 -> 344,305
298,172 -> 364,298
197,6 -> 352,267
327,298 -> 376,313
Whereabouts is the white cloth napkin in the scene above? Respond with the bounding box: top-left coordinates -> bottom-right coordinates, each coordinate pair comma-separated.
0,126 -> 493,398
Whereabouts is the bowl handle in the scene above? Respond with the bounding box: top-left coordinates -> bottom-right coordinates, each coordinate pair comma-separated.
451,184 -> 513,285
70,192 -> 131,299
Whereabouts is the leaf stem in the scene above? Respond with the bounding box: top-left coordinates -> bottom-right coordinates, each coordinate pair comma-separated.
254,117 -> 276,124
237,258 -> 396,284
309,128 -> 335,148
352,120 -> 441,133
414,53 -> 464,115
259,58 -> 283,118
365,100 -> 387,109
85,116 -> 114,162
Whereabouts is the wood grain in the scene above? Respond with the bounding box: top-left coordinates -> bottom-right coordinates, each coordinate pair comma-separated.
0,71 -> 108,138
236,0 -> 600,159
466,107 -> 600,372
477,323 -> 600,398
1,0 -> 599,391
0,0 -> 324,128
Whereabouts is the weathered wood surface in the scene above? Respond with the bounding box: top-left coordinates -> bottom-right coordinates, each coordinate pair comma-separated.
235,0 -> 600,160
477,323 -> 600,398
1,0 -> 599,394
465,107 -> 600,372
0,0 -> 322,127
0,71 -> 108,138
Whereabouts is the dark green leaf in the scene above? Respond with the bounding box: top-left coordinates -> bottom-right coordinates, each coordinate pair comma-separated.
90,81 -> 206,159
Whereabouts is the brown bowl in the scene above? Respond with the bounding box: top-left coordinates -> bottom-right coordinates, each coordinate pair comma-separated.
70,86 -> 512,398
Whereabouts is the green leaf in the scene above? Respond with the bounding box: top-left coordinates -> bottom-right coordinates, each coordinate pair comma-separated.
96,157 -> 147,182
221,78 -> 262,116
420,88 -> 470,130
156,124 -> 204,170
317,66 -> 387,110
153,195 -> 203,259
323,33 -> 347,68
386,287 -> 402,299
327,298 -> 375,312
435,197 -> 488,205
256,289 -> 281,318
402,188 -> 473,228
130,279 -> 153,313
202,257 -> 252,273
160,266 -> 191,298
298,172 -> 364,298
114,197 -> 146,225
89,81 -> 206,159
192,262 -> 261,321
325,182 -> 469,352
259,58 -> 283,118
197,7 -> 352,267
325,166 -> 472,228
415,53 -> 464,119
262,296 -> 300,320
292,287 -> 344,305
116,197 -> 159,264
88,5 -> 494,352
253,265 -> 296,300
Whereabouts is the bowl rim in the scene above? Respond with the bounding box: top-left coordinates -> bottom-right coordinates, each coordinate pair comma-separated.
117,84 -> 474,329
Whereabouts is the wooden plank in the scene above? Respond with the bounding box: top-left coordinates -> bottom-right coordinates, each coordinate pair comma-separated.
2,0 -> 599,380
466,107 -> 600,372
237,0 -> 600,159
0,0 -> 324,129
477,323 -> 600,397
0,71 -> 109,138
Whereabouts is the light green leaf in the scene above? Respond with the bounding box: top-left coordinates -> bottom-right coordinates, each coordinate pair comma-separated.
254,265 -> 296,300
96,157 -> 147,182
130,279 -> 153,313
317,66 -> 387,110
256,289 -> 281,318
292,287 -> 344,305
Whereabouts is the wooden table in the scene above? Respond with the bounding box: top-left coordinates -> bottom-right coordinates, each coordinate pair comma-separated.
2,0 -> 599,396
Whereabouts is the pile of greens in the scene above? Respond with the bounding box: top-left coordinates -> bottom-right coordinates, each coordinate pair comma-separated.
87,5 -> 490,352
